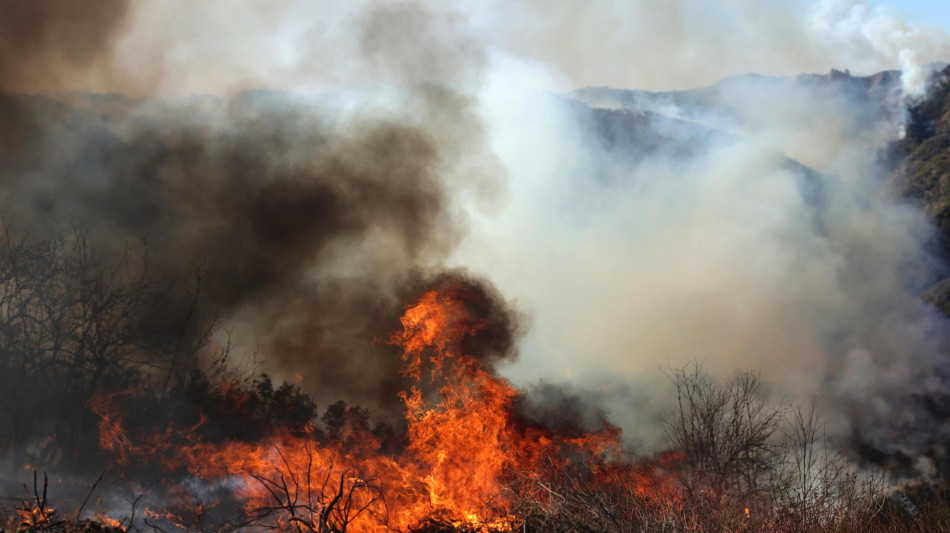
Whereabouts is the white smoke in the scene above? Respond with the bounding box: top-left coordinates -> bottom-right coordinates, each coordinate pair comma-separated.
805,0 -> 950,95
451,43 -> 950,449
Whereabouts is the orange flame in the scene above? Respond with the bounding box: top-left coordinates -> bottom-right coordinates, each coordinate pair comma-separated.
90,285 -> 679,531
16,502 -> 55,529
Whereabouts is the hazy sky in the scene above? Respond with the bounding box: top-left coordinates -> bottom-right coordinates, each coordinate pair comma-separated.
867,0 -> 950,30
486,0 -> 950,91
12,0 -> 948,96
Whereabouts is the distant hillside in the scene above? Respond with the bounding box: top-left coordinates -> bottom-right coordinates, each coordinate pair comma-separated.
555,95 -> 735,163
882,66 -> 950,311
572,68 -> 904,124
564,96 -> 826,187
570,68 -> 933,181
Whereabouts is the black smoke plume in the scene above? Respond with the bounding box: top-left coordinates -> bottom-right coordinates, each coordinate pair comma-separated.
0,3 -> 516,487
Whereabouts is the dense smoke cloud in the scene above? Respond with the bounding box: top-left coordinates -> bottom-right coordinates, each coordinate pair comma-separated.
454,64 -> 950,457
0,1 -> 509,421
2,0 -> 950,476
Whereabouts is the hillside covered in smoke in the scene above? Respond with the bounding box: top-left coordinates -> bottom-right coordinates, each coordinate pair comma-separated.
5,0 -> 950,532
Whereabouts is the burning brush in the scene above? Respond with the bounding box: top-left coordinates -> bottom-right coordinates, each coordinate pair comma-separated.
6,472 -> 124,533
83,278 -> 679,532
15,472 -> 56,531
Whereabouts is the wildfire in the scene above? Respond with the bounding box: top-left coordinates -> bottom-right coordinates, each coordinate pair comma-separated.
89,280 -> 679,531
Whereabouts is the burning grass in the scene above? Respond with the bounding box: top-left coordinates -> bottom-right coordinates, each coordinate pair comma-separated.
0,233 -> 948,532
82,280 -> 664,532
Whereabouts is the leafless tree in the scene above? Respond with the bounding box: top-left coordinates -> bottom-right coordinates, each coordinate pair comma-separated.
0,222 -> 218,472
664,363 -> 786,516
